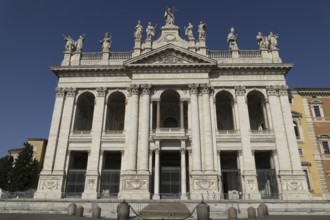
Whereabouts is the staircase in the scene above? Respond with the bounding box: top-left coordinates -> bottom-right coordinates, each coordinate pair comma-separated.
138,202 -> 192,219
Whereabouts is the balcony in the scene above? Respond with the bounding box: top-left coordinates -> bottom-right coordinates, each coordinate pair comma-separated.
151,127 -> 187,140
250,129 -> 275,142
216,130 -> 241,142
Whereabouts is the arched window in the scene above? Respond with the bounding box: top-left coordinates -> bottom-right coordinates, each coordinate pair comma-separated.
105,92 -> 126,131
247,90 -> 268,130
160,90 -> 180,128
73,92 -> 95,131
215,91 -> 234,130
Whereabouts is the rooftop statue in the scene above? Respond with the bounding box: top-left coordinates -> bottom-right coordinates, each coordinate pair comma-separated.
256,32 -> 269,50
146,22 -> 156,40
75,35 -> 85,53
100,33 -> 112,52
227,27 -> 239,50
164,7 -> 175,25
63,35 -> 76,53
198,21 -> 206,41
184,23 -> 194,40
134,20 -> 143,41
268,32 -> 279,50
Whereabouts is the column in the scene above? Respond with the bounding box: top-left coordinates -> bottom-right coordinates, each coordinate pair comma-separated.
262,99 -> 269,129
180,140 -> 187,200
52,88 -> 76,174
235,86 -> 260,199
266,86 -> 292,172
180,101 -> 184,129
82,87 -> 106,199
153,147 -> 160,199
138,84 -> 151,174
201,84 -> 215,173
188,84 -> 202,173
34,87 -> 66,199
41,87 -> 66,174
233,98 -> 240,130
156,100 -> 160,129
126,85 -> 139,173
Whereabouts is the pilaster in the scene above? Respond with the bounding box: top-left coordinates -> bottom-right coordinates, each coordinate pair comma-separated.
235,86 -> 260,199
82,87 -> 106,199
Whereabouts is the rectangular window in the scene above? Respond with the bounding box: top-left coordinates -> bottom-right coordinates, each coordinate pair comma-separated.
303,170 -> 311,190
298,149 -> 304,156
322,141 -> 330,154
313,106 -> 321,117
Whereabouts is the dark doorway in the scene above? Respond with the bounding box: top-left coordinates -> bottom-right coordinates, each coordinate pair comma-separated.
160,151 -> 181,199
66,151 -> 88,197
100,151 -> 121,197
255,151 -> 278,199
220,151 -> 241,199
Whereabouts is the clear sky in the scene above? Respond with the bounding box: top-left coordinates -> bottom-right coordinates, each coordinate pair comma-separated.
0,0 -> 329,157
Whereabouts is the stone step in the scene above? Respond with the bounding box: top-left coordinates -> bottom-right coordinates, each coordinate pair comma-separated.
138,202 -> 192,219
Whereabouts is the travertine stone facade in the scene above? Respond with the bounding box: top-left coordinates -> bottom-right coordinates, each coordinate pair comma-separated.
34,10 -> 310,200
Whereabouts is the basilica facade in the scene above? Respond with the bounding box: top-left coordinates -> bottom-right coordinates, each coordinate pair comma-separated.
34,10 -> 310,200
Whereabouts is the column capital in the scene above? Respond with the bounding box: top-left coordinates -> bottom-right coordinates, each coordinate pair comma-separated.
154,148 -> 160,154
141,84 -> 151,96
188,83 -> 199,94
200,83 -> 212,95
180,148 -> 186,154
65,87 -> 76,97
96,87 -> 107,97
55,87 -> 65,97
235,86 -> 245,96
127,84 -> 139,96
278,85 -> 288,96
266,85 -> 278,96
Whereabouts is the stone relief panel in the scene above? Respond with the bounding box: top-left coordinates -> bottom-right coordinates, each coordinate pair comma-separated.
123,179 -> 148,190
192,178 -> 217,191
39,179 -> 60,190
86,179 -> 96,190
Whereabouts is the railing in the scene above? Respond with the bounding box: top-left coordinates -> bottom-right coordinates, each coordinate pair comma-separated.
158,127 -> 182,132
208,50 -> 232,58
109,52 -> 132,60
218,130 -> 240,135
81,52 -> 103,60
104,130 -> 124,134
239,50 -> 261,58
71,130 -> 91,135
250,129 -> 273,134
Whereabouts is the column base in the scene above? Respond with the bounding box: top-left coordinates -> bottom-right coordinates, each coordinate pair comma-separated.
81,174 -> 99,200
280,174 -> 311,200
189,174 -> 219,200
118,173 -> 151,200
152,194 -> 160,200
34,174 -> 65,199
180,194 -> 188,200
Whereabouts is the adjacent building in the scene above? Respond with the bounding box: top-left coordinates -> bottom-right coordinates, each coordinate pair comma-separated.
292,88 -> 330,198
8,138 -> 48,168
34,10 -> 310,200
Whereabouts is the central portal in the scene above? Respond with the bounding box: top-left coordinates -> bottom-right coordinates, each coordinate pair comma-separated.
160,151 -> 181,199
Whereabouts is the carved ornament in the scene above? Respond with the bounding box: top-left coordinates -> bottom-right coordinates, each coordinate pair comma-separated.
55,87 -> 65,97
65,87 -> 76,97
96,87 -> 107,96
235,86 -> 245,96
193,179 -> 216,190
188,84 -> 199,94
124,179 -> 148,190
127,84 -> 139,96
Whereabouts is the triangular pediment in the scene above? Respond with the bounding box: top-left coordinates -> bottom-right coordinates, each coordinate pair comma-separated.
124,44 -> 216,67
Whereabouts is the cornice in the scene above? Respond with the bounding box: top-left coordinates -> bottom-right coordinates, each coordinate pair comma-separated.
51,65 -> 127,77
295,88 -> 330,97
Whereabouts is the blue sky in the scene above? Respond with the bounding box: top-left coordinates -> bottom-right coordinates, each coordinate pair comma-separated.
0,0 -> 329,157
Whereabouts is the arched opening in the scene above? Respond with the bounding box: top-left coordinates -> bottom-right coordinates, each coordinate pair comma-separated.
160,90 -> 180,128
216,91 -> 234,130
73,92 -> 95,131
247,91 -> 268,130
105,92 -> 126,131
